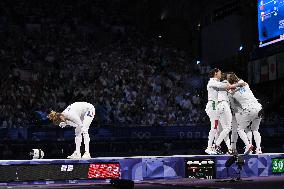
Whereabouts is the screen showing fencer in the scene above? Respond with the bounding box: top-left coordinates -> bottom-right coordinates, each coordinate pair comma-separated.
258,0 -> 284,47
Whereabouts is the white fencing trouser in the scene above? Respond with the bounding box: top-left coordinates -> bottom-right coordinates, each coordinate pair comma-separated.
216,122 -> 231,150
231,114 -> 238,150
205,101 -> 218,148
74,106 -> 95,153
245,128 -> 252,145
247,115 -> 262,149
236,102 -> 262,148
215,101 -> 232,148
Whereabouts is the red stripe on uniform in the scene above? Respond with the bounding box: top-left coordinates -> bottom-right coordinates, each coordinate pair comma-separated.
214,120 -> 218,129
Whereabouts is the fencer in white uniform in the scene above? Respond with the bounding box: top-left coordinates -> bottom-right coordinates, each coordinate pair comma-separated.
229,97 -> 242,154
48,102 -> 96,159
205,69 -> 242,155
205,69 -> 226,154
229,75 -> 263,154
214,79 -> 232,154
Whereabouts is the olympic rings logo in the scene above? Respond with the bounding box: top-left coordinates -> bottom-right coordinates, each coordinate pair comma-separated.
132,132 -> 151,139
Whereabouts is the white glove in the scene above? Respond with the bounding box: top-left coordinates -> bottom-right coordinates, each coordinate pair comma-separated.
59,122 -> 67,128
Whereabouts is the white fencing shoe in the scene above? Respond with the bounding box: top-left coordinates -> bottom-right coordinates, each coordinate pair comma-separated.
67,151 -> 81,159
205,147 -> 217,155
255,147 -> 263,154
82,152 -> 91,159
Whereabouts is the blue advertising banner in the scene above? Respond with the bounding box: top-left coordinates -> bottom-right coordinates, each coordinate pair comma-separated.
0,124 -> 282,141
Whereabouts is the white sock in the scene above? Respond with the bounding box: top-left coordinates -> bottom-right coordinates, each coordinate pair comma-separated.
247,131 -> 253,145
83,133 -> 90,153
253,131 -> 261,149
238,129 -> 250,146
225,135 -> 231,150
75,135 -> 82,153
208,129 -> 217,148
215,129 -> 230,146
231,116 -> 238,150
213,131 -> 220,146
231,130 -> 238,150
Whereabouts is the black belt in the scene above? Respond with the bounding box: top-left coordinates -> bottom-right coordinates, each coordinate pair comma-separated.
218,100 -> 229,103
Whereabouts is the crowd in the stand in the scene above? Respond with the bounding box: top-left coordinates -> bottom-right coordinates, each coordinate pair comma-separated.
0,0 -> 211,128
0,0 -> 283,129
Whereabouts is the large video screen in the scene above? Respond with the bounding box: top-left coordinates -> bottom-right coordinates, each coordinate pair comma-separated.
258,0 -> 284,47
